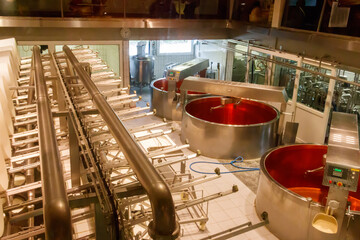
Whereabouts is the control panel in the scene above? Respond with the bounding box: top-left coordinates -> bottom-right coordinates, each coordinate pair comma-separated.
167,71 -> 180,82
322,163 -> 360,192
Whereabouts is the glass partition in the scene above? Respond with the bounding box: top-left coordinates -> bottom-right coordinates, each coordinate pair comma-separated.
55,44 -> 120,76
232,43 -> 247,82
272,57 -> 297,99
0,0 -> 231,19
248,51 -> 270,85
281,0 -> 324,31
332,69 -> 360,114
0,0 -> 62,17
297,63 -> 330,112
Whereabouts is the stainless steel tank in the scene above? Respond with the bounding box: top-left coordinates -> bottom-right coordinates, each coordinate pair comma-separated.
150,78 -> 206,120
181,96 -> 279,159
255,144 -> 360,240
134,56 -> 154,86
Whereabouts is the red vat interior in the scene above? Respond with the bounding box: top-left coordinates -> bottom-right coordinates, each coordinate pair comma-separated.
185,97 -> 278,125
152,78 -> 204,95
265,145 -> 360,211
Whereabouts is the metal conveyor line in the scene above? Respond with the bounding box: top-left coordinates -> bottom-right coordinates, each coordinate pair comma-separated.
63,45 -> 180,239
34,46 -> 72,240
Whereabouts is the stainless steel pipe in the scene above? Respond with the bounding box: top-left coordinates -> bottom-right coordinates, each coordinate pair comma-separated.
63,45 -> 179,239
33,46 -> 72,240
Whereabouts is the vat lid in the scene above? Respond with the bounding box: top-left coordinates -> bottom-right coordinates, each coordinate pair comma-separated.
327,112 -> 360,169
181,76 -> 288,103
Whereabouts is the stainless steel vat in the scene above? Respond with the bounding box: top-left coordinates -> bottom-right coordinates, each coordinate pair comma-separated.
181,96 -> 279,159
150,78 -> 206,120
134,56 -> 154,86
255,144 -> 360,240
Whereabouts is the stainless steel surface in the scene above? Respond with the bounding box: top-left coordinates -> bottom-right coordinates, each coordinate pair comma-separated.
63,45 -> 180,239
68,117 -> 80,188
0,17 -> 231,29
181,97 -> 279,159
320,112 -> 360,239
134,56 -> 154,86
0,17 -> 237,41
256,144 -> 334,240
324,112 -> 360,191
166,58 -> 209,81
255,144 -> 360,240
282,122 -> 299,145
151,58 -> 209,120
180,77 -> 288,103
151,78 -> 207,120
33,46 -> 72,240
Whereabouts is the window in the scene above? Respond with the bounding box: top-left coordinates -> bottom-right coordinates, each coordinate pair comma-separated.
297,64 -> 331,112
158,40 -> 193,54
129,41 -> 149,56
273,57 -> 297,99
248,51 -> 270,85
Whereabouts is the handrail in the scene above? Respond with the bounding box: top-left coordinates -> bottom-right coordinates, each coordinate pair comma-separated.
33,46 -> 72,240
63,45 -> 179,239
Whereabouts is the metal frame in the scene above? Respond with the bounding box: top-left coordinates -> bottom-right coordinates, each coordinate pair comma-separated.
33,46 -> 72,239
63,45 -> 180,239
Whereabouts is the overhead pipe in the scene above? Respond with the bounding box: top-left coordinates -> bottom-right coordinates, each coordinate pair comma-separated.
33,46 -> 72,240
63,45 -> 180,239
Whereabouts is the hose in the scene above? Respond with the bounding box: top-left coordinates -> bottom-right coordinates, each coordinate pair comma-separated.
189,156 -> 260,175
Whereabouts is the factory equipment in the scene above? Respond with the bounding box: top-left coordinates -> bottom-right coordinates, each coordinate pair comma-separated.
181,96 -> 279,159
315,112 -> 360,238
180,76 -> 288,159
150,58 -> 209,120
255,112 -> 360,240
132,41 -> 155,89
0,40 -> 247,240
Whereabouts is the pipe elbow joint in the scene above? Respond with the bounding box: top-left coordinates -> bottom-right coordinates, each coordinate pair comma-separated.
44,198 -> 72,240
147,182 -> 179,239
148,220 -> 180,240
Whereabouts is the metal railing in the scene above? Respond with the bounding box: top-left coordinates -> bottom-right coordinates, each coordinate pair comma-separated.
33,46 -> 72,240
63,45 -> 180,239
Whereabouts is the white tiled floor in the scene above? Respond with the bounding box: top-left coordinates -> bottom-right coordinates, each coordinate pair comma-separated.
124,110 -> 279,239
180,153 -> 278,240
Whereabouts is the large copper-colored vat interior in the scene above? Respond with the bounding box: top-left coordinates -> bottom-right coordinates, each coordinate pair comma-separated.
152,78 -> 203,94
264,145 -> 360,211
185,97 -> 278,125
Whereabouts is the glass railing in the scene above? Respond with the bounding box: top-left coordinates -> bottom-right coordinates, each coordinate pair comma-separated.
281,0 -> 360,37
0,0 -> 232,19
0,0 -> 274,27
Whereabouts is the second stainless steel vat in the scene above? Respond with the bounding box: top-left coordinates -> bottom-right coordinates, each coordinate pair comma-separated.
255,144 -> 360,240
181,96 -> 279,159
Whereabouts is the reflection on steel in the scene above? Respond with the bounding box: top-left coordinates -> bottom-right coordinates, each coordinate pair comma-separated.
320,112 -> 360,238
151,58 -> 209,120
63,45 -> 180,239
255,144 -> 360,240
181,97 -> 279,159
33,46 -> 72,240
151,78 -> 207,120
0,17 -> 233,29
180,77 -> 288,103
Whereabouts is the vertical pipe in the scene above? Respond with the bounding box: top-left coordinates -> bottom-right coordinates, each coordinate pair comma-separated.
26,52 -> 36,240
317,0 -> 327,32
63,45 -> 179,239
27,55 -> 35,104
33,46 -> 72,240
